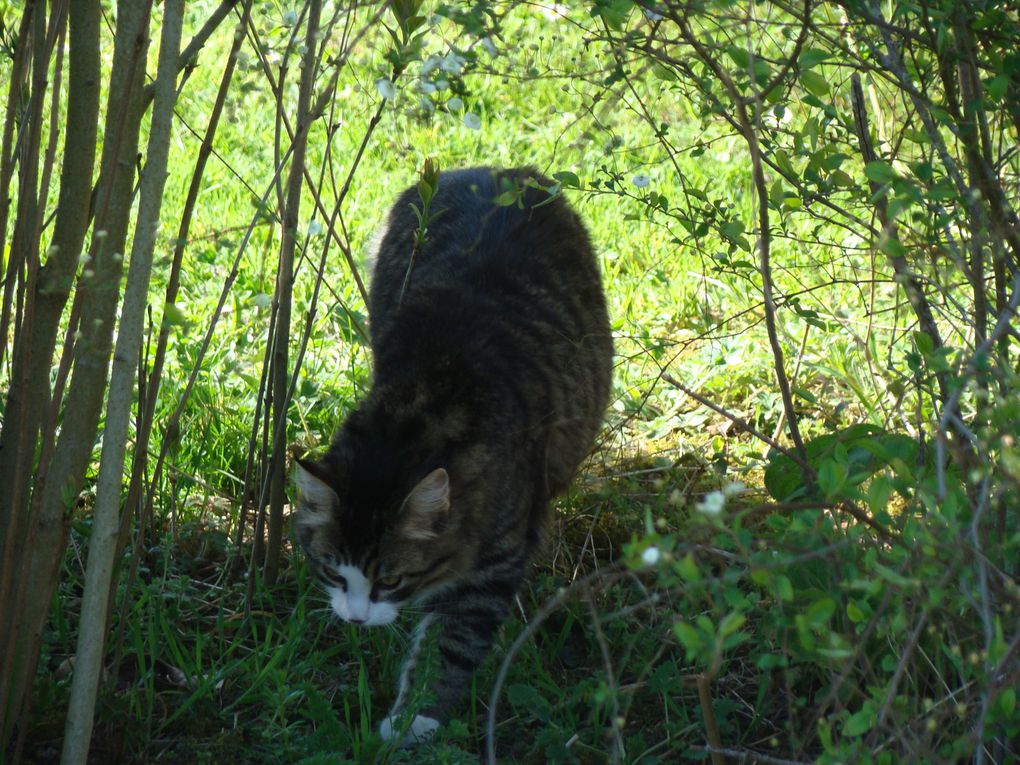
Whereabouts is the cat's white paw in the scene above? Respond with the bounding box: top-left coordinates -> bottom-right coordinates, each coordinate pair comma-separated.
380,714 -> 440,747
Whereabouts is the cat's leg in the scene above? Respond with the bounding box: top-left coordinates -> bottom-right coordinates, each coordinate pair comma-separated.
379,613 -> 436,746
378,576 -> 521,746
420,569 -> 524,726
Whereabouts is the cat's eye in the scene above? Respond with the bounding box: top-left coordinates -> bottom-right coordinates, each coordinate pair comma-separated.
321,568 -> 347,589
377,575 -> 401,589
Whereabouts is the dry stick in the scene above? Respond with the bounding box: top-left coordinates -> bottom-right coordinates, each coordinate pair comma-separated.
873,566 -> 953,739
241,5 -> 387,307
0,0 -> 47,740
19,15 -> 152,741
849,74 -> 950,409
486,567 -> 627,765
140,0 -> 239,107
0,2 -> 46,375
246,4 -> 384,583
635,42 -> 878,241
110,0 -> 255,665
677,17 -> 808,474
36,9 -> 67,244
60,2 -> 182,763
0,0 -> 48,521
4,18 -> 65,757
264,0 -> 322,586
0,0 -> 99,682
661,372 -> 811,474
584,588 -> 626,764
936,268 -> 1020,499
151,146 -> 295,600
696,674 -> 727,765
768,322 -> 811,457
240,12 -> 374,564
0,7 -> 33,357
861,3 -> 1020,274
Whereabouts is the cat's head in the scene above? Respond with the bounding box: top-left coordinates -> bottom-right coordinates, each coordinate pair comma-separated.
291,458 -> 456,626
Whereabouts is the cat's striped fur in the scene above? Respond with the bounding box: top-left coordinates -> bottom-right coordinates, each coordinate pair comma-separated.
293,166 -> 612,745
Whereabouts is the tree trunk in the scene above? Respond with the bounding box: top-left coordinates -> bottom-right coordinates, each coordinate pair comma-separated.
59,2 -> 184,760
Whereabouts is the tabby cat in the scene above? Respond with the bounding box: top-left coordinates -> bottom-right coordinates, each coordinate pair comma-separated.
292,166 -> 612,746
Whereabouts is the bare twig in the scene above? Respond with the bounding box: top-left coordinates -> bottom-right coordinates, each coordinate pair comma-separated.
674,11 -> 810,476
696,674 -> 727,765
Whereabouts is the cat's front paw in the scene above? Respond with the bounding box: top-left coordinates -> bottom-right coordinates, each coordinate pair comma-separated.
379,714 -> 440,748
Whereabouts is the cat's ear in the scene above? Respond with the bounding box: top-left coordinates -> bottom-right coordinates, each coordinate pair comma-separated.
292,459 -> 339,526
398,468 -> 450,540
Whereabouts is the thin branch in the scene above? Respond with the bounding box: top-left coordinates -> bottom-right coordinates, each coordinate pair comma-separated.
675,10 -> 810,473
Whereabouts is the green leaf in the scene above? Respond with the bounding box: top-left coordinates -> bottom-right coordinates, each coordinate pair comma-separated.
718,611 -> 746,637
805,597 -> 836,627
727,45 -> 750,70
673,622 -> 703,655
798,48 -> 831,69
757,653 -> 788,669
867,475 -> 894,515
873,563 -> 916,587
865,161 -> 897,184
161,303 -> 190,328
775,573 -> 794,602
817,458 -> 848,500
676,552 -> 702,583
590,0 -> 634,30
800,69 -> 829,98
830,169 -> 855,187
552,170 -> 580,187
913,331 -> 935,355
999,687 -> 1016,717
720,220 -> 744,239
984,74 -> 1009,101
845,708 -> 875,736
765,424 -> 917,502
652,63 -> 678,81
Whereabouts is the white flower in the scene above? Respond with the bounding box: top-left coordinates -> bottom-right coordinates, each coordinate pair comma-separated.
282,10 -> 297,26
723,481 -> 745,497
644,8 -> 664,22
463,112 -> 481,130
446,97 -> 463,112
421,55 -> 443,75
375,78 -> 396,100
307,219 -> 323,237
481,37 -> 498,57
641,546 -> 661,566
696,490 -> 725,516
632,173 -> 651,188
440,52 -> 466,76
